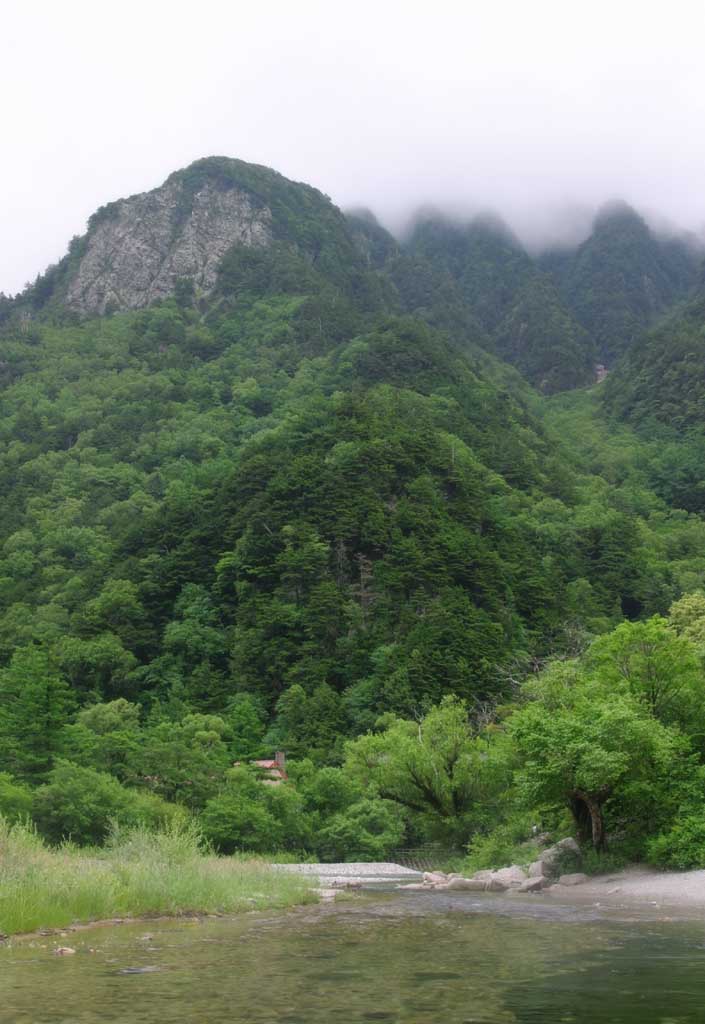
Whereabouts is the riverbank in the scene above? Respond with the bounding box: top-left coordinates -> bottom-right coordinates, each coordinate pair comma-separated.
0,820 -> 316,939
544,866 -> 705,912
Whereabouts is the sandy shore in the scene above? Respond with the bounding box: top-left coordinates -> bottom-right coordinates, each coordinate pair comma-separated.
544,867 -> 705,912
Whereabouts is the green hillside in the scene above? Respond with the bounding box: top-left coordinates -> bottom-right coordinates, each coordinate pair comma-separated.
542,201 -> 699,365
3,157 -> 705,869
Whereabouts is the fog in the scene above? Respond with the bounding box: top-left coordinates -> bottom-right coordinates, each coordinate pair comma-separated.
3,0 -> 705,294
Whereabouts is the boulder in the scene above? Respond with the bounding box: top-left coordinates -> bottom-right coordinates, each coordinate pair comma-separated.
558,873 -> 588,887
491,865 -> 527,888
445,877 -> 488,892
529,838 -> 581,879
396,882 -> 432,890
424,871 -> 448,884
472,870 -> 495,882
555,837 -> 581,857
528,859 -> 548,878
518,875 -> 547,893
485,876 -> 509,892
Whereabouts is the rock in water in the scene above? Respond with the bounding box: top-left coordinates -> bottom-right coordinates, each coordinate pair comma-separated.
491,865 -> 527,888
518,875 -> 547,893
444,877 -> 488,892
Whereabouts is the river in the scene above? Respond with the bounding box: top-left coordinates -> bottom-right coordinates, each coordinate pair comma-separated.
2,889 -> 704,1023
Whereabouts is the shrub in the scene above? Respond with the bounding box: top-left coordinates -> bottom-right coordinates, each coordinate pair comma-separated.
315,798 -> 405,861
0,772 -> 32,822
32,761 -> 183,845
647,814 -> 705,869
465,812 -> 544,872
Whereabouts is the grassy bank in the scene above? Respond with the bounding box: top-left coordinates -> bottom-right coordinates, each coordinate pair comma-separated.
0,818 -> 316,937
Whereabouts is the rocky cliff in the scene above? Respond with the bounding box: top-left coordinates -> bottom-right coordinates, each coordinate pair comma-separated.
31,156 -> 362,317
66,178 -> 273,315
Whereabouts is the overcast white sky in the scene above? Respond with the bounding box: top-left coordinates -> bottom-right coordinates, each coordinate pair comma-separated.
3,0 -> 705,294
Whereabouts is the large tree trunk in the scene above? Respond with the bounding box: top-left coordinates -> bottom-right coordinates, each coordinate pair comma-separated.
570,790 -> 607,851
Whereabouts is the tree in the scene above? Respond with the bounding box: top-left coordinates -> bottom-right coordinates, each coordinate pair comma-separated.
586,617 -> 704,730
509,684 -> 685,850
316,798 -> 405,861
344,696 -> 494,843
200,767 -> 311,853
59,699 -> 142,781
135,714 -> 231,809
0,647 -> 75,781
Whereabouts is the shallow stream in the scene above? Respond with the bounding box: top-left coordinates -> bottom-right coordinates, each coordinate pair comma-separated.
2,890 -> 704,1023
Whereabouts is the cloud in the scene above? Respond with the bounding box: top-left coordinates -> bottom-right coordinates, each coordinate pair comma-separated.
3,0 -> 705,292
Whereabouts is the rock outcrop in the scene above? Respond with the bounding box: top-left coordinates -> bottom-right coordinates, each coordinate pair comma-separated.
529,837 -> 581,879
66,178 -> 273,315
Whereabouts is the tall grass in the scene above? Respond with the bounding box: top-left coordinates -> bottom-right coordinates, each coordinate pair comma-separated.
0,817 -> 316,937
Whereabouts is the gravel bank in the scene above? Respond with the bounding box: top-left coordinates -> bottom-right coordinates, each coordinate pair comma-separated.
273,862 -> 423,885
546,867 -> 705,911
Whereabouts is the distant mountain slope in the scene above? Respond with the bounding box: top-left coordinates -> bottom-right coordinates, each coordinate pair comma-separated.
541,201 -> 700,365
402,213 -> 596,393
603,269 -> 705,429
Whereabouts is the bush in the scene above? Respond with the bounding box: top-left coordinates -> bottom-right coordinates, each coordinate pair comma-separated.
647,814 -> 705,869
465,812 -> 544,872
315,798 -> 405,861
200,769 -> 312,854
0,772 -> 32,822
32,761 -> 183,845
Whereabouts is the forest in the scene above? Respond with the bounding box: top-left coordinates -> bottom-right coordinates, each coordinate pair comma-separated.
2,156 -> 705,871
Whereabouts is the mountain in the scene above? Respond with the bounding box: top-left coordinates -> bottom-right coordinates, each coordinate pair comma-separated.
603,267 -> 705,430
15,157 -> 371,318
400,212 -> 596,393
7,156 -> 705,866
541,201 -> 700,365
0,156 -> 678,738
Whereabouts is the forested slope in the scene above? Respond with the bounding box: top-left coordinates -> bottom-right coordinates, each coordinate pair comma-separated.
2,157 -> 705,865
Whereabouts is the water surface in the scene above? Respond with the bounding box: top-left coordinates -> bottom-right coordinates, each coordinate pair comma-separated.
2,891 -> 704,1023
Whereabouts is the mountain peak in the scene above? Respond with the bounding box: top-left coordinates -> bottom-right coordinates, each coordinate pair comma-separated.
593,199 -> 648,234
34,156 -> 357,317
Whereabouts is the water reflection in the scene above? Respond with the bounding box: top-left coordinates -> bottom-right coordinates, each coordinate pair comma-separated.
2,892 -> 704,1023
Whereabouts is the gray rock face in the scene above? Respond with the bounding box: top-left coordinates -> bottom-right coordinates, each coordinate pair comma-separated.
66,180 -> 273,315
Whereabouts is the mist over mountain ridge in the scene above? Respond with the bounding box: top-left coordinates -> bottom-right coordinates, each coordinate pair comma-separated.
3,155 -> 704,301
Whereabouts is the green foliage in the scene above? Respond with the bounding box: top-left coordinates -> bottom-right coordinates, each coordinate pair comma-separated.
542,202 -> 698,363
0,818 -> 314,936
0,772 -> 33,822
31,761 -> 182,845
4,156 -> 705,865
510,664 -> 692,850
403,213 -> 595,392
0,647 -> 75,781
648,815 -> 705,869
315,798 -> 405,861
344,696 -> 504,844
200,768 -> 310,853
465,812 -> 542,872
